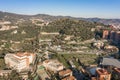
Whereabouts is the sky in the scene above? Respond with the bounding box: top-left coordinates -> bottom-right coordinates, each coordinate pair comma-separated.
0,0 -> 120,18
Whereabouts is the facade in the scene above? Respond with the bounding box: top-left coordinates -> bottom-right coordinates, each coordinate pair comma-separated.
104,30 -> 120,44
104,45 -> 119,52
96,68 -> 111,80
62,76 -> 76,80
5,52 -> 36,72
93,41 -> 104,49
112,68 -> 120,80
59,69 -> 76,80
0,70 -> 12,76
110,31 -> 116,41
115,31 -> 120,44
102,30 -> 109,39
37,65 -> 50,80
69,60 -> 76,68
43,59 -> 64,73
59,69 -> 72,78
86,67 -> 99,80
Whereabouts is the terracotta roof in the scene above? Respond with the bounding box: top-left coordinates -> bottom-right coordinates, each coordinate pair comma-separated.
62,76 -> 76,80
59,69 -> 72,76
114,68 -> 120,73
15,52 -> 32,57
44,60 -> 50,63
96,69 -> 109,75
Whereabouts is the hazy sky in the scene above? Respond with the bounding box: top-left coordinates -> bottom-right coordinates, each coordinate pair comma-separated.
0,0 -> 120,18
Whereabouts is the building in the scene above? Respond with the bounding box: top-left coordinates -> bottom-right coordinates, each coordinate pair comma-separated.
5,52 -> 36,72
101,58 -> 120,68
59,69 -> 72,78
59,69 -> 76,80
112,68 -> 120,80
115,31 -> 120,44
69,60 -> 76,68
109,30 -> 120,44
102,30 -> 109,39
104,45 -> 119,52
110,31 -> 116,41
86,66 -> 99,80
96,68 -> 111,80
0,21 -> 11,25
0,70 -> 12,76
37,65 -> 50,80
62,76 -> 76,80
93,41 -> 104,49
43,59 -> 64,73
44,51 -> 53,59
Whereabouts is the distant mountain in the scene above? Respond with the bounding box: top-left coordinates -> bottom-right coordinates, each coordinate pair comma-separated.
0,11 -> 120,26
81,18 -> 120,25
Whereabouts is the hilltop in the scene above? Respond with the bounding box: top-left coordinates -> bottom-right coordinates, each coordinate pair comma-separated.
0,11 -> 120,26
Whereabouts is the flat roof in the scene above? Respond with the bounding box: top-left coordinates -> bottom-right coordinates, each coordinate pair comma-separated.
59,69 -> 72,76
102,58 -> 120,68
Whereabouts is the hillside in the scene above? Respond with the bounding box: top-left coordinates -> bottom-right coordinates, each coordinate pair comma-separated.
0,11 -> 109,53
0,11 -> 120,26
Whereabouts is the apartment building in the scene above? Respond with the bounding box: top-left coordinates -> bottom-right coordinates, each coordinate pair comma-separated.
115,31 -> 120,44
0,70 -> 12,76
62,76 -> 76,80
43,59 -> 64,73
58,69 -> 76,80
96,68 -> 111,80
112,68 -> 120,80
59,69 -> 72,78
103,30 -> 120,44
102,30 -> 109,39
110,30 -> 116,41
5,52 -> 36,72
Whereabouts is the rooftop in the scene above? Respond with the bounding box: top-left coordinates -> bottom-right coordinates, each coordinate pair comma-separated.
62,76 -> 76,80
15,52 -> 31,57
102,58 -> 120,68
96,68 -> 109,75
37,65 -> 50,80
59,69 -> 72,76
44,59 -> 63,68
114,68 -> 120,73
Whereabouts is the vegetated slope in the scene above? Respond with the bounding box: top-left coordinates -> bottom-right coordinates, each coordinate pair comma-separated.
42,19 -> 105,41
0,11 -> 120,25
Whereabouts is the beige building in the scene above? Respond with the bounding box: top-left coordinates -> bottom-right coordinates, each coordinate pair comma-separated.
0,70 -> 12,76
93,41 -> 104,49
5,52 -> 36,72
59,69 -> 72,78
43,59 -> 64,73
115,31 -> 120,44
102,30 -> 109,39
96,68 -> 111,80
59,69 -> 76,80
112,68 -> 120,80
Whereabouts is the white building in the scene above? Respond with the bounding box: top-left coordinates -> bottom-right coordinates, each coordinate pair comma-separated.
93,41 -> 104,49
5,52 -> 36,72
43,59 -> 64,73
0,70 -> 12,76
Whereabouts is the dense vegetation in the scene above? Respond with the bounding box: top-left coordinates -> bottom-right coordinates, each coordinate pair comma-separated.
0,24 -> 40,41
0,70 -> 22,80
43,19 -> 100,41
0,18 -> 106,52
